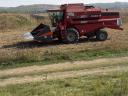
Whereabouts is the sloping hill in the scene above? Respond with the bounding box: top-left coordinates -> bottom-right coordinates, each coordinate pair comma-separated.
0,2 -> 128,13
0,4 -> 59,13
92,2 -> 128,9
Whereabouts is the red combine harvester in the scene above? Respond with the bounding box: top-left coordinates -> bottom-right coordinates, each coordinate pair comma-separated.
24,3 -> 123,43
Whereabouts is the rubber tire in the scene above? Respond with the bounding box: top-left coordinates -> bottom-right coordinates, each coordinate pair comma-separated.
96,30 -> 108,41
63,28 -> 79,44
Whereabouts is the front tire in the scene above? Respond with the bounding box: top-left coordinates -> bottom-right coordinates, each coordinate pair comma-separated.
96,30 -> 108,41
63,28 -> 79,44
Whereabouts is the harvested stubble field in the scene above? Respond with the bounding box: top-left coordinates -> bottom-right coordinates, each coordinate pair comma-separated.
0,12 -> 128,96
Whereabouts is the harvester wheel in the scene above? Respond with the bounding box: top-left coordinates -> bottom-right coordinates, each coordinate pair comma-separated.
64,28 -> 79,43
96,30 -> 108,41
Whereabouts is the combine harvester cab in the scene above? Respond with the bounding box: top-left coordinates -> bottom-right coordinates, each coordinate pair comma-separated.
24,3 -> 123,43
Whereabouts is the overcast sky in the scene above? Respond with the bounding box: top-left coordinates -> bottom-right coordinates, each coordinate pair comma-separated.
0,0 -> 128,7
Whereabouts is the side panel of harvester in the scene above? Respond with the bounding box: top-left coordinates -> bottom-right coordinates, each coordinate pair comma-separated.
64,4 -> 122,37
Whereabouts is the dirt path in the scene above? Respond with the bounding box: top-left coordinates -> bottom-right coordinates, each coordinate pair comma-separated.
0,56 -> 128,87
0,57 -> 128,77
0,66 -> 128,87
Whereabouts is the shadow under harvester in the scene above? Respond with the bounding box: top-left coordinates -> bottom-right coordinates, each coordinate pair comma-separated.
2,37 -> 107,49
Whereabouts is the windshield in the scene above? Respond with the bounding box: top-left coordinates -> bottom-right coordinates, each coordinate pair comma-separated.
48,12 -> 63,27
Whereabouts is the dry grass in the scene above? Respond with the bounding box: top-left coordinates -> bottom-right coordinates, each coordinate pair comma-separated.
0,13 -> 51,33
